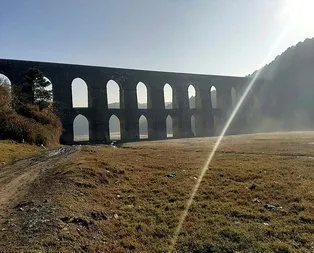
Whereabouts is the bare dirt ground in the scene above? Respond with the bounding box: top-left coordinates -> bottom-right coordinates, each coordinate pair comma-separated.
0,146 -> 79,250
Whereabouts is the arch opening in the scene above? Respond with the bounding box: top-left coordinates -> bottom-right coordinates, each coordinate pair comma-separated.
188,85 -> 196,109
42,76 -> 53,102
0,74 -> 11,87
109,115 -> 121,141
166,115 -> 173,138
107,80 -> 120,108
137,82 -> 147,109
0,74 -> 12,107
211,86 -> 217,108
72,78 -> 88,108
139,115 -> 148,139
164,83 -> 173,109
191,115 -> 196,137
73,114 -> 89,142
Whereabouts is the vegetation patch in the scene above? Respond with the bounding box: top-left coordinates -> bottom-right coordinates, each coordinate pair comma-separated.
0,140 -> 41,166
0,68 -> 62,146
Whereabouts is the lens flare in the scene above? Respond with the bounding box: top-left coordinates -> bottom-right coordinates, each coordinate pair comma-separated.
281,0 -> 314,32
168,24 -> 291,253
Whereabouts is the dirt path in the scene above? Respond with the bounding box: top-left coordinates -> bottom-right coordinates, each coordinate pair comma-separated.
0,146 -> 80,223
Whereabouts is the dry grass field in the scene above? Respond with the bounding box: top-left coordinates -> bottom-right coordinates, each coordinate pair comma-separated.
1,132 -> 314,252
0,140 -> 41,167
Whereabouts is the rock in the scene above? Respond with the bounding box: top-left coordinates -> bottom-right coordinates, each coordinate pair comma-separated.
60,216 -> 94,228
252,198 -> 261,203
114,214 -> 119,219
90,211 -> 109,221
249,184 -> 257,190
30,207 -> 40,212
264,204 -> 283,211
15,201 -> 34,209
167,173 -> 176,178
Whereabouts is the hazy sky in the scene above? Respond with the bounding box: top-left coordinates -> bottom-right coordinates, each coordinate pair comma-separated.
1,0 -> 314,105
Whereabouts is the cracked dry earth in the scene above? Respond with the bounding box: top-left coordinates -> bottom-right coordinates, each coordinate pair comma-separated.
0,146 -> 79,251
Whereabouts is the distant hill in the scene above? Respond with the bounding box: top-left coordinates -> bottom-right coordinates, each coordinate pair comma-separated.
248,37 -> 314,132
251,38 -> 314,80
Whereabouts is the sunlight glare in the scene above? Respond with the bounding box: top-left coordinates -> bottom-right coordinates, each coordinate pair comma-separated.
282,0 -> 314,32
168,20 -> 292,253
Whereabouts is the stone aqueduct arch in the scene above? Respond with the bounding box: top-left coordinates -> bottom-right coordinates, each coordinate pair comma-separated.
0,59 -> 263,144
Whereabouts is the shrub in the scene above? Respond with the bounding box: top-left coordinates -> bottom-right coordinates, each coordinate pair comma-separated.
0,85 -> 11,111
17,103 -> 61,126
0,108 -> 62,146
0,86 -> 62,146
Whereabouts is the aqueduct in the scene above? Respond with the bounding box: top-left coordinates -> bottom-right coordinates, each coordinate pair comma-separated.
0,59 -> 264,144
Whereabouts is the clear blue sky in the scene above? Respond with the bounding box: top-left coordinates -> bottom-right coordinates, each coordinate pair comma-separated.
1,0 -> 314,105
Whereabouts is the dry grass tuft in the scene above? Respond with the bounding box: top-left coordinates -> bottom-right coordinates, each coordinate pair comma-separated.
0,140 -> 41,166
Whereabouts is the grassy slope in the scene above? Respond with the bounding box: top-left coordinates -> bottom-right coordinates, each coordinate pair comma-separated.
4,132 -> 314,252
0,140 -> 41,166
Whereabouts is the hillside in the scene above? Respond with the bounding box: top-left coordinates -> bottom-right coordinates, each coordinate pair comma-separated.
247,38 -> 314,132
252,38 -> 314,81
